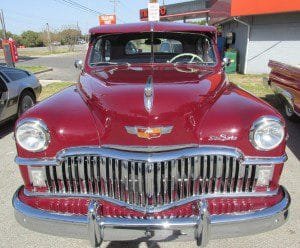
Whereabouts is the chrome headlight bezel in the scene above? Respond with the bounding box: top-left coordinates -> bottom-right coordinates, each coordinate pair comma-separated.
249,116 -> 285,151
15,118 -> 50,152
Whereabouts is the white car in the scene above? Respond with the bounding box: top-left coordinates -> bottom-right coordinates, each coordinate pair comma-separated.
0,66 -> 41,124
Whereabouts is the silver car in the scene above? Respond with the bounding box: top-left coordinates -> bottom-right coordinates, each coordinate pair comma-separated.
0,66 -> 41,124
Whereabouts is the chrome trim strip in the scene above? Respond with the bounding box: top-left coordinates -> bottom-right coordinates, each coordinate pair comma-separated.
23,187 -> 279,214
15,146 -> 288,166
144,75 -> 154,113
103,144 -> 199,152
13,186 -> 290,242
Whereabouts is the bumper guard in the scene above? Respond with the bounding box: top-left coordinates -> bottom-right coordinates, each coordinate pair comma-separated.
13,186 -> 290,247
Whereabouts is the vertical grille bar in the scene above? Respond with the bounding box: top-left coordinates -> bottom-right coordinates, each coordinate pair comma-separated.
193,156 -> 201,196
215,155 -> 223,193
115,159 -> 120,199
100,157 -> 107,195
156,162 -> 162,205
163,161 -> 169,204
180,159 -> 185,199
138,162 -> 144,206
171,160 -> 178,202
43,153 -> 259,207
202,156 -> 208,193
121,160 -> 129,202
186,157 -> 192,197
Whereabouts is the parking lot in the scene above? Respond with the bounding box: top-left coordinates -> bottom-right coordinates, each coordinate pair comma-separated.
0,109 -> 299,248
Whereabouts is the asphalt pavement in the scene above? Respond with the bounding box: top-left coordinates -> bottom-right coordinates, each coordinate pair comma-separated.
16,45 -> 87,82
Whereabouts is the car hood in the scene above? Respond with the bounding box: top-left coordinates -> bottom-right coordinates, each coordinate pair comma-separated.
79,64 -> 225,146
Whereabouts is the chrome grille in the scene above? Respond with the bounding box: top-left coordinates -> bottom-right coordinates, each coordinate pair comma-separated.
43,154 -> 259,207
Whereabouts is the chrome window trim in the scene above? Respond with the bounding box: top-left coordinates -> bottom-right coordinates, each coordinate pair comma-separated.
15,145 -> 287,167
23,188 -> 279,214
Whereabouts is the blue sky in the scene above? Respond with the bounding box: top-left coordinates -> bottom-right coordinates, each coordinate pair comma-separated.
1,0 -> 182,34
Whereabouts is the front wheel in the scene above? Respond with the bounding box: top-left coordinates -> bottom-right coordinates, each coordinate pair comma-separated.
284,101 -> 299,122
18,91 -> 36,117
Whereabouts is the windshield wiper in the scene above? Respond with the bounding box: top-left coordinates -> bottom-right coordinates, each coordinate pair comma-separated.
90,61 -> 131,66
90,61 -> 119,66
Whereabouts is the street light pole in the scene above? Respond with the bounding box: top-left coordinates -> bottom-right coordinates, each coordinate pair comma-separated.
46,23 -> 53,53
0,9 -> 7,39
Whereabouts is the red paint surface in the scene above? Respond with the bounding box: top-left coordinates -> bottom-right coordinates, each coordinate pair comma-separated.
89,22 -> 216,36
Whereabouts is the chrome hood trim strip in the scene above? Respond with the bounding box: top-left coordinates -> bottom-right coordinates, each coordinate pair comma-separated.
15,145 -> 288,167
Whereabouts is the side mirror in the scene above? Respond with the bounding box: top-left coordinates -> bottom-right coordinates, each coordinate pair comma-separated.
74,59 -> 83,70
0,80 -> 8,93
222,57 -> 231,67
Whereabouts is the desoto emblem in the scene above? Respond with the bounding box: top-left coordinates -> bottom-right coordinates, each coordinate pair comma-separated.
125,126 -> 173,139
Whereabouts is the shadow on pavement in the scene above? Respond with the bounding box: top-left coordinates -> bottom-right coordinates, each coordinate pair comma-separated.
0,120 -> 14,139
106,241 -> 161,248
263,94 -> 300,161
17,56 -> 39,62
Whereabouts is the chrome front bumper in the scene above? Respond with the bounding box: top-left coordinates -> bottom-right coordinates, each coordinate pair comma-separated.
13,186 -> 290,247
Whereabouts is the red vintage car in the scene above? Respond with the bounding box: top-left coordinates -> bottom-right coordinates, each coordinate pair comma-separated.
268,60 -> 300,121
13,22 -> 290,247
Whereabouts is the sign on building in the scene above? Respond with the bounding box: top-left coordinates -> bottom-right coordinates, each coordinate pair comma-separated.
148,2 -> 160,21
99,15 -> 116,25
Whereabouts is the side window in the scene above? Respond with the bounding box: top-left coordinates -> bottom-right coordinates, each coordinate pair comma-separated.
0,72 -> 10,83
2,69 -> 29,82
90,39 -> 102,65
90,39 -> 111,65
0,74 -> 5,85
196,36 -> 216,64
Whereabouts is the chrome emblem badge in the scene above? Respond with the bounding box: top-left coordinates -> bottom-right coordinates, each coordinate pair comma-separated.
144,76 -> 154,112
125,126 -> 173,139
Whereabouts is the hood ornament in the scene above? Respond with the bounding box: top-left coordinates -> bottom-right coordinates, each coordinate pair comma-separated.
144,76 -> 154,112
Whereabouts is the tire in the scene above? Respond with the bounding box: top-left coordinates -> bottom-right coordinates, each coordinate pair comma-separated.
18,91 -> 36,117
283,101 -> 299,122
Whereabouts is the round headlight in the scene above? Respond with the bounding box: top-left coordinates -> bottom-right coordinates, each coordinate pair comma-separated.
16,118 -> 50,152
250,116 -> 285,151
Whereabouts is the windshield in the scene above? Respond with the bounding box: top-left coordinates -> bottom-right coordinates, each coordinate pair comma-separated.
90,32 -> 217,66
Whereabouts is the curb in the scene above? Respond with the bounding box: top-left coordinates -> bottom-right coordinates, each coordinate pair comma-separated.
34,68 -> 53,75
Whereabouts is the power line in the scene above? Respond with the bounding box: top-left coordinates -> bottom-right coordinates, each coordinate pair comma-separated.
53,0 -> 100,15
53,0 -> 125,23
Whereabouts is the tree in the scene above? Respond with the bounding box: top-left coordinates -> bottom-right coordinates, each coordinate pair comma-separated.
19,30 -> 43,47
59,27 -> 82,51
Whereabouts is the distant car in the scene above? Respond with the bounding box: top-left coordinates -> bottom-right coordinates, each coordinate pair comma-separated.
0,66 -> 41,124
51,41 -> 61,46
268,60 -> 300,121
77,39 -> 86,45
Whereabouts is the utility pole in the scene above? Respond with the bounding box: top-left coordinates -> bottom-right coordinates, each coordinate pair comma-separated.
46,23 -> 52,53
0,9 -> 7,39
110,0 -> 120,14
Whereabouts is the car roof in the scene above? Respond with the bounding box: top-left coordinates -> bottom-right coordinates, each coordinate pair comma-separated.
89,22 -> 216,36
